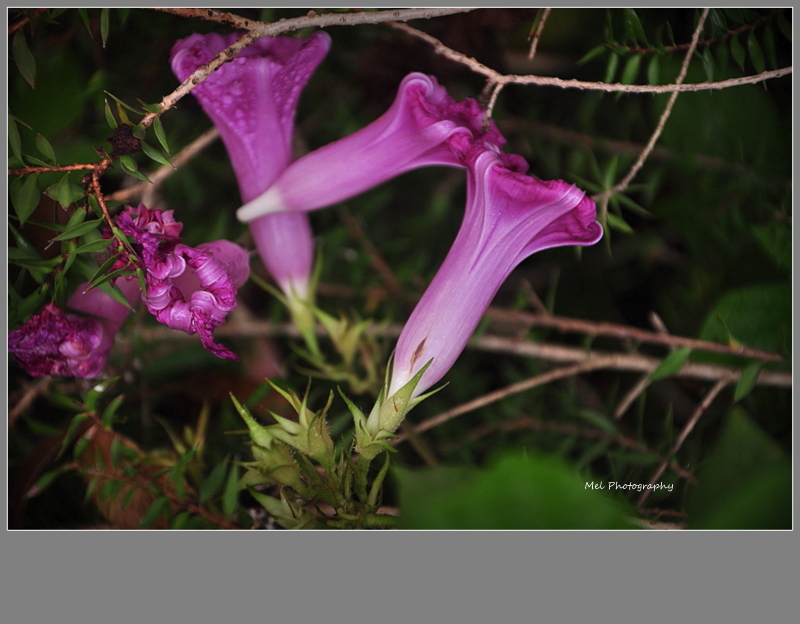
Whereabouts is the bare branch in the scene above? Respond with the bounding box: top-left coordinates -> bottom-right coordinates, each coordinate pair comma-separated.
527,8 -> 552,60
107,127 -> 220,204
389,20 -> 790,94
601,8 -> 710,201
637,377 -> 731,506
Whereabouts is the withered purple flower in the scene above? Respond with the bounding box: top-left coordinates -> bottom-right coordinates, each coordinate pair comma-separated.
113,204 -> 249,360
9,278 -> 140,378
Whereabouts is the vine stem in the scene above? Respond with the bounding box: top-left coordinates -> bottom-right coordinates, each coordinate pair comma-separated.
527,7 -> 552,60
598,8 -> 710,206
138,319 -> 792,389
637,377 -> 731,507
140,7 -> 478,127
388,20 -> 790,94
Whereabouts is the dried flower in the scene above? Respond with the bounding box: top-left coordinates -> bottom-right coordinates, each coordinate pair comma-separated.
9,278 -> 139,378
113,204 -> 249,360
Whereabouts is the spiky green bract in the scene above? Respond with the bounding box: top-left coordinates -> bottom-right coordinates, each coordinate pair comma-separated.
230,392 -> 305,492
265,381 -> 335,464
344,359 -> 440,461
247,487 -> 320,530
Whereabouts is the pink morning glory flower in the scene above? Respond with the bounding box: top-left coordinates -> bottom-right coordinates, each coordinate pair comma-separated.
388,150 -> 604,402
171,31 -> 330,300
236,71 -> 525,221
9,278 -> 140,378
112,204 -> 250,360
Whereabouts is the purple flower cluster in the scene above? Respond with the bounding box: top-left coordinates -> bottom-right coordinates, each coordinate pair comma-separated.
11,29 -> 602,394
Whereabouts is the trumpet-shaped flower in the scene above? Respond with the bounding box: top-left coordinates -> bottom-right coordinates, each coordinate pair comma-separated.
237,72 -> 525,221
112,204 -> 249,360
388,150 -> 604,401
9,278 -> 140,378
171,31 -> 330,300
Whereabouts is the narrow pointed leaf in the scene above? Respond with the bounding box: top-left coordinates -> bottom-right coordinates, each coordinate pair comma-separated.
12,31 -> 36,88
649,347 -> 692,381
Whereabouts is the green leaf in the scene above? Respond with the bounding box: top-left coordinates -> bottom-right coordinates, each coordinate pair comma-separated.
12,31 -> 36,88
71,237 -> 113,255
620,54 -> 642,85
199,458 -> 230,504
701,47 -> 714,82
55,173 -> 85,208
647,54 -> 660,84
140,496 -> 171,529
152,116 -> 170,154
140,140 -> 173,168
119,155 -> 151,183
605,212 -> 634,234
730,35 -> 745,70
734,361 -> 763,402
577,44 -> 606,66
649,347 -> 692,381
50,218 -> 102,242
687,407 -> 789,529
13,173 -> 41,225
104,99 -> 117,129
395,451 -> 634,529
622,8 -> 647,46
100,8 -> 110,47
138,101 -> 163,115
35,133 -> 56,163
604,51 -> 619,83
762,23 -> 777,70
699,283 -> 791,355
101,394 -> 125,428
8,115 -> 23,162
222,462 -> 240,519
131,124 -> 146,139
747,31 -> 765,74
77,8 -> 91,34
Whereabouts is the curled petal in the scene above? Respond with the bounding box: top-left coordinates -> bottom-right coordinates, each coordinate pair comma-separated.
142,242 -> 250,361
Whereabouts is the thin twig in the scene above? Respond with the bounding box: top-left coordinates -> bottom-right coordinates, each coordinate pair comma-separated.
443,413 -> 695,482
139,319 -> 792,389
527,8 -> 552,60
613,373 -> 652,421
107,127 -> 221,204
637,377 -> 731,507
337,207 -> 405,300
394,359 -> 618,443
601,8 -> 711,203
484,307 -> 785,363
389,20 -> 790,94
141,8 -> 478,127
8,377 -> 52,428
608,8 -> 782,55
